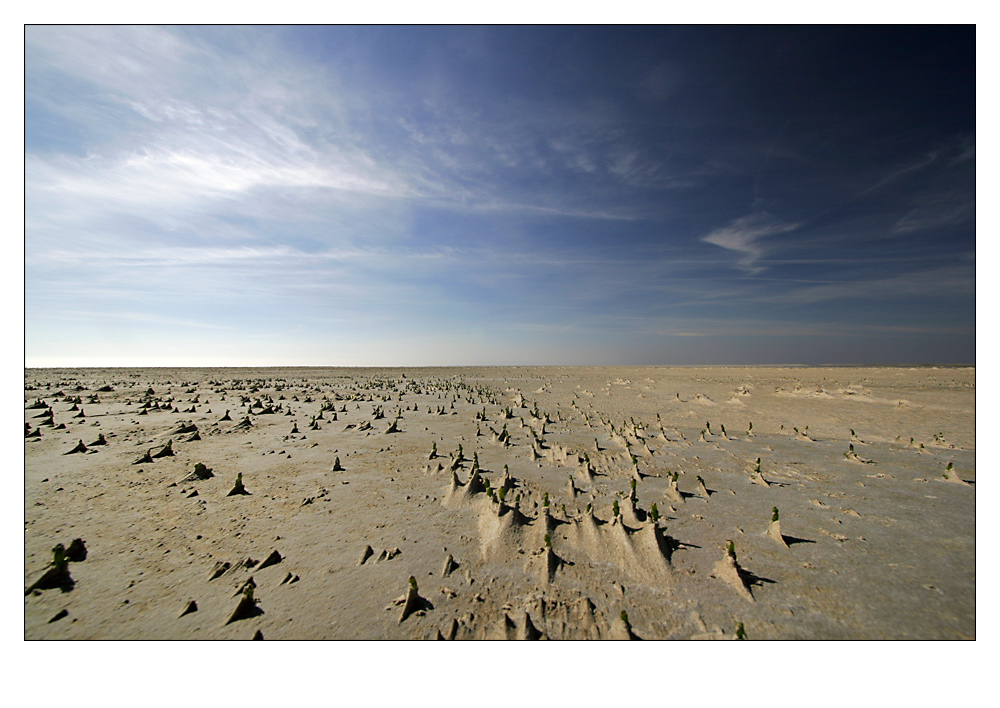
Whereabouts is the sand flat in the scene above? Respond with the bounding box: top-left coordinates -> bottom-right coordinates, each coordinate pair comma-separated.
24,366 -> 974,639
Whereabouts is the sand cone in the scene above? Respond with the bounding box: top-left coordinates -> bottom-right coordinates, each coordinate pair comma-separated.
844,444 -> 874,464
178,462 -> 214,484
767,507 -> 787,547
225,585 -> 261,625
570,597 -> 601,639
179,600 -> 198,617
357,545 -> 374,565
750,458 -> 770,486
713,542 -> 754,602
541,546 -> 562,583
465,469 -> 486,495
498,467 -> 513,494
518,611 -> 543,640
167,421 -> 198,436
232,416 -> 253,431
64,439 -> 87,455
232,576 -> 257,598
442,469 -> 461,506
227,473 -> 249,496
399,577 -> 425,623
441,554 -> 457,576
258,549 -> 282,570
942,463 -> 969,486
151,440 -> 174,458
207,561 -> 232,580
495,614 -> 518,640
438,618 -> 458,640
663,473 -> 684,505
622,495 -> 645,526
610,610 -> 637,640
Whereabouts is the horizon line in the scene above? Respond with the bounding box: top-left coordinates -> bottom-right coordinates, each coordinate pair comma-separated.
24,363 -> 976,370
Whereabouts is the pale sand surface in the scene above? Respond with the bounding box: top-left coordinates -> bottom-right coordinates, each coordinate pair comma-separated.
23,366 -> 974,640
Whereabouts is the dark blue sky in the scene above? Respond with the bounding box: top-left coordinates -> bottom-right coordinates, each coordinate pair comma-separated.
25,26 -> 975,366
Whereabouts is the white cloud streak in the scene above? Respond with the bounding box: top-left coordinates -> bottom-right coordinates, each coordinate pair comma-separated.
701,213 -> 800,274
893,194 -> 975,234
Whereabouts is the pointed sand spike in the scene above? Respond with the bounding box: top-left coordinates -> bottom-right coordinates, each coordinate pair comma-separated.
518,612 -> 543,640
151,440 -> 174,458
399,577 -> 426,623
64,440 -> 87,455
943,463 -> 970,486
225,586 -> 261,625
258,549 -> 282,570
357,545 -> 374,565
713,543 -> 755,602
441,554 -> 457,576
767,508 -> 788,547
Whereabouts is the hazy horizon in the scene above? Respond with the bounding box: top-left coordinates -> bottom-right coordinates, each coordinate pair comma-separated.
25,26 -> 975,368
23,362 -> 976,371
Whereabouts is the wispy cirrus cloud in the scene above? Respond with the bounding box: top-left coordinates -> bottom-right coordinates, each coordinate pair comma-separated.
893,193 -> 975,234
701,213 -> 800,274
860,134 -> 975,197
748,264 -> 975,305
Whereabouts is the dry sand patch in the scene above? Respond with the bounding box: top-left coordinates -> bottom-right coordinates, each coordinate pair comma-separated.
24,366 -> 975,639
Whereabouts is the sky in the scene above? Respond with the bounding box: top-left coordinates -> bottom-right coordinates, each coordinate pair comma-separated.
24,25 -> 976,367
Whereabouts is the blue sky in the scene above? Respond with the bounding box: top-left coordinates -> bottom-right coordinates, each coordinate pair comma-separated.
24,25 -> 975,366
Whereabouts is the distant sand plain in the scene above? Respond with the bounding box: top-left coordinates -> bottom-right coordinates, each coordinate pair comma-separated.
24,366 -> 975,639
